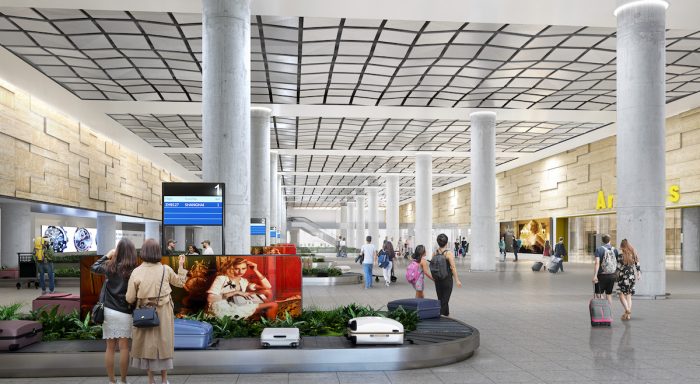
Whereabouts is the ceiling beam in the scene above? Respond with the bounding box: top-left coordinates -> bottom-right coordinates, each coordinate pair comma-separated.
279,171 -> 467,178
92,101 -> 616,124
1,0 -> 698,29
157,147 -> 523,158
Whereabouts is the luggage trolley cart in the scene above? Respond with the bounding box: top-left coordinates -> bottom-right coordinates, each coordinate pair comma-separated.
16,252 -> 39,290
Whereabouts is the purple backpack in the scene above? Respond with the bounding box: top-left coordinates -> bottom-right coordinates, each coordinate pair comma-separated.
405,260 -> 421,284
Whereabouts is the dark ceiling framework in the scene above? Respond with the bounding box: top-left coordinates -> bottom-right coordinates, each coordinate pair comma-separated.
1,7 -> 699,207
0,9 -> 698,107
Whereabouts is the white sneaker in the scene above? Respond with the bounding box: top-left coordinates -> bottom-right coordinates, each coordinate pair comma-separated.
385,282 -> 390,287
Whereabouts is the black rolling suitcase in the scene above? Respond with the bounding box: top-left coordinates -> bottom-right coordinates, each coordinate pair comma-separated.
532,262 -> 543,271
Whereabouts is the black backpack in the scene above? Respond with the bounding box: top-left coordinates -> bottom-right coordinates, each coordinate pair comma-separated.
430,250 -> 449,280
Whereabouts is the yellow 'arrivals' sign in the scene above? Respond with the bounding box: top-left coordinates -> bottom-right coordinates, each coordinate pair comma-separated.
595,185 -> 680,210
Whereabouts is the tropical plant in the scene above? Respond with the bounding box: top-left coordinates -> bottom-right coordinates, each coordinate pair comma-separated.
0,303 -> 23,320
387,306 -> 419,332
66,313 -> 102,340
54,267 -> 81,277
32,307 -> 77,341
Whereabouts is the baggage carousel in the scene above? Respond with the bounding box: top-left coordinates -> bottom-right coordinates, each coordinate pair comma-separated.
0,317 -> 479,377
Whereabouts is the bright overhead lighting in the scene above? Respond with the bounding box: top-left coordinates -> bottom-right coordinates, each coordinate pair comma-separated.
614,0 -> 669,17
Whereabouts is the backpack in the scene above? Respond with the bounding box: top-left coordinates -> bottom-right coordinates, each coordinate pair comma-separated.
405,260 -> 421,284
429,250 -> 449,280
378,250 -> 389,269
600,246 -> 617,274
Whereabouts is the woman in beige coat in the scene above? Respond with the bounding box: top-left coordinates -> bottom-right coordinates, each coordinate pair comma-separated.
126,239 -> 187,384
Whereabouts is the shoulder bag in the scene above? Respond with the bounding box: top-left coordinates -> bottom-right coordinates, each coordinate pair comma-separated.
91,280 -> 107,325
133,265 -> 165,328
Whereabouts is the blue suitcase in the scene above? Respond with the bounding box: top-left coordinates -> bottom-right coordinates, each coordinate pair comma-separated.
387,298 -> 441,319
174,319 -> 213,350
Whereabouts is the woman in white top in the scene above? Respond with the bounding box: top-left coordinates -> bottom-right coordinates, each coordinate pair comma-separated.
360,236 -> 377,289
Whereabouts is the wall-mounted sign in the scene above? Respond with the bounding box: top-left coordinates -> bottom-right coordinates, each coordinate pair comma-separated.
162,183 -> 224,226
595,185 -> 681,210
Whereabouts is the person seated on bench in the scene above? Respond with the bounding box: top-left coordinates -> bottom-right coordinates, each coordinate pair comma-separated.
207,257 -> 277,320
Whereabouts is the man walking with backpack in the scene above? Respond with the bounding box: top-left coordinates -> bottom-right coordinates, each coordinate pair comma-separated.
553,237 -> 567,272
431,234 -> 462,316
593,234 -> 618,305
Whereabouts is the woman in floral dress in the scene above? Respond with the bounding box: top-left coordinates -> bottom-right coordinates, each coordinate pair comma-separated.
617,239 -> 641,321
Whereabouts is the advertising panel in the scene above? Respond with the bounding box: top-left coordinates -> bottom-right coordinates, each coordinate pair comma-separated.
42,225 -> 97,253
500,218 -> 552,254
80,255 -> 302,321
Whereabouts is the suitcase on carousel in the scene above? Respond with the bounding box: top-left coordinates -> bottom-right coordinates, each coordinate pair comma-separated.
261,327 -> 300,348
346,317 -> 404,345
32,292 -> 80,314
174,319 -> 213,350
387,298 -> 441,319
0,320 -> 43,351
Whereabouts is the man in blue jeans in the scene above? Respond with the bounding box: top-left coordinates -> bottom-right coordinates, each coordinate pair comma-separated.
360,235 -> 376,289
35,237 -> 55,295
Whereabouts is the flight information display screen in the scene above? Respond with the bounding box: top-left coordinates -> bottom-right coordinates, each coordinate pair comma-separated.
162,183 -> 224,226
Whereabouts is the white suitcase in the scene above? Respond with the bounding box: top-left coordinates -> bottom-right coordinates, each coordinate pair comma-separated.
346,316 -> 404,345
260,327 -> 300,348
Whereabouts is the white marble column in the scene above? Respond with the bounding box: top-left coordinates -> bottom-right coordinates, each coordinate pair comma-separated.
279,184 -> 287,242
615,0 -> 668,297
681,207 -> 700,271
415,154 -> 433,255
144,221 -> 160,243
251,107 -> 272,245
270,152 -> 278,244
340,204 -> 348,240
193,227 -> 204,248
0,203 -> 31,269
174,226 -> 186,252
346,201 -> 356,249
368,189 -> 380,248
385,175 -> 400,246
470,111 -> 497,271
202,0 -> 251,254
356,196 -> 366,248
97,214 -> 117,255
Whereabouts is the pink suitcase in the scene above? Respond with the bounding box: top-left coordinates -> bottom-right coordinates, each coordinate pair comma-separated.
32,292 -> 80,314
0,320 -> 43,351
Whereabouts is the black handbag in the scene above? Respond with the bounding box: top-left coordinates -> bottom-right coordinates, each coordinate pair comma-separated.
91,280 -> 106,325
133,266 -> 165,328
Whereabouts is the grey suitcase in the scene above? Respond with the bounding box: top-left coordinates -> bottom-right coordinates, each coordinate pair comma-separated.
388,298 -> 441,319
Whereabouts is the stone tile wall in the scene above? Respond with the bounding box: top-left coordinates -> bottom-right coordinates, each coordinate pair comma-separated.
0,80 -> 176,219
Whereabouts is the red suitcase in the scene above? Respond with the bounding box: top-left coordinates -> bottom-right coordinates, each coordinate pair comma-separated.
0,320 -> 43,351
32,292 -> 80,314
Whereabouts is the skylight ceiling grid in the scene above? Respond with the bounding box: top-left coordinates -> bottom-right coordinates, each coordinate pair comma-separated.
165,153 -> 201,171
2,10 -> 700,108
111,113 -> 202,147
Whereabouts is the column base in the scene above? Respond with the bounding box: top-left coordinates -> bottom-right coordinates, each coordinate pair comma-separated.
631,293 -> 670,300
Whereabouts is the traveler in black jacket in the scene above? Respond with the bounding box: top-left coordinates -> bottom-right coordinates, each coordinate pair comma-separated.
553,237 -> 567,272
91,238 -> 138,384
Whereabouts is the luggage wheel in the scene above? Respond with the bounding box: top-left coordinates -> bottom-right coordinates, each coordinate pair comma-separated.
374,276 -> 379,282
262,342 -> 270,348
290,342 -> 298,348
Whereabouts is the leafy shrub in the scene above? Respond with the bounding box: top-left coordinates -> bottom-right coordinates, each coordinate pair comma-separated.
302,267 -> 343,277
387,306 -> 419,332
0,303 -> 23,320
54,267 -> 80,277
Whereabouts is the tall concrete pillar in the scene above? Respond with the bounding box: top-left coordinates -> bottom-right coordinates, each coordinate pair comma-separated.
470,111 -> 497,271
682,207 -> 700,271
202,0 -> 251,254
270,152 -> 278,244
1,203 -> 31,269
290,229 -> 301,246
340,204 -> 348,240
251,107 -> 272,245
355,196 -> 366,248
174,226 -> 186,251
415,154 -> 433,255
346,201 -> 356,249
278,179 -> 286,242
97,214 -> 117,255
193,227 -> 204,248
385,175 -> 400,246
368,189 -> 380,248
144,221 -> 160,243
615,0 -> 668,298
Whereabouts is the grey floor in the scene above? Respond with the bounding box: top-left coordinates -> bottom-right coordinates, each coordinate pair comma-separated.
2,254 -> 700,384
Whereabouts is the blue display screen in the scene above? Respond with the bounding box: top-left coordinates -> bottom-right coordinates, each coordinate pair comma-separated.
163,196 -> 223,226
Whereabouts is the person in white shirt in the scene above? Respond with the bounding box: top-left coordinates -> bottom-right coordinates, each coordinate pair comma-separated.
360,236 -> 377,289
201,240 -> 214,255
339,237 -> 347,258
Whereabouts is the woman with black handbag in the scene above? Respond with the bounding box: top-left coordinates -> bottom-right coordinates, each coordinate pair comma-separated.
91,238 -> 137,384
126,239 -> 188,384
